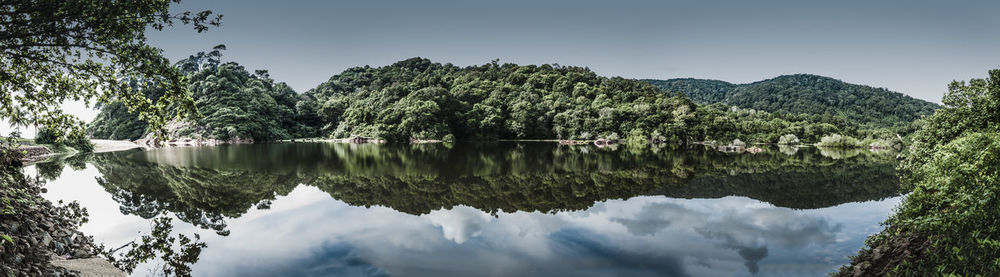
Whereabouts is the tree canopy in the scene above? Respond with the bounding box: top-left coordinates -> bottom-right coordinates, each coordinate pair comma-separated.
0,0 -> 220,144
89,48 -> 314,142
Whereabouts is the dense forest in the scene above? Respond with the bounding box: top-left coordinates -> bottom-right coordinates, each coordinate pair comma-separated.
91,55 -> 924,145
645,74 -> 940,128
89,47 -> 315,142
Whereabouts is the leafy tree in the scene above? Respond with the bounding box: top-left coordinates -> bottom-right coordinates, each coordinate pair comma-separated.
0,0 -> 220,141
900,69 -> 1000,181
90,48 -> 313,142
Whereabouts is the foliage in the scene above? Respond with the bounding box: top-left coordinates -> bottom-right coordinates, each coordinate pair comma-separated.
647,74 -> 939,129
644,78 -> 735,104
817,134 -> 863,148
731,139 -> 745,147
97,216 -> 206,276
90,48 -> 314,142
0,0 -> 220,141
34,127 -> 60,145
89,57 -> 917,145
690,104 -> 896,144
87,80 -> 168,140
302,58 -> 698,142
34,127 -> 93,152
299,58 -> 903,143
899,69 -> 1000,184
839,69 -> 1000,276
778,134 -> 799,145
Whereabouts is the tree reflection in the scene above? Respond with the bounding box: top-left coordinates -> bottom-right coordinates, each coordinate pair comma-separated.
39,142 -> 901,235
95,215 -> 206,276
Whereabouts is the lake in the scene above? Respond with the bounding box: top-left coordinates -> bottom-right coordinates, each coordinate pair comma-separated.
29,142 -> 901,277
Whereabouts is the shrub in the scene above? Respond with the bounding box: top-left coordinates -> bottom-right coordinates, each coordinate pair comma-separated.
847,133 -> 1000,275
625,129 -> 648,145
67,134 -> 94,153
731,139 -> 745,147
777,134 -> 799,145
817,134 -> 862,148
34,127 -> 62,145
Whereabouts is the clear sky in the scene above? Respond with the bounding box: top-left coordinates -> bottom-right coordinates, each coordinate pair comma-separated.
6,0 -> 1000,136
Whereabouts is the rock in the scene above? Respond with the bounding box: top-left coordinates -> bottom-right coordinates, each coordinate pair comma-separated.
41,234 -> 52,247
71,249 -> 89,258
54,242 -> 65,253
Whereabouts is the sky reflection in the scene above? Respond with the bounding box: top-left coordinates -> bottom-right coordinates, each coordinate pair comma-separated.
34,162 -> 900,277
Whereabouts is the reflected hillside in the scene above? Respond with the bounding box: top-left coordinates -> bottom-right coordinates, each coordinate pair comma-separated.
40,142 -> 900,233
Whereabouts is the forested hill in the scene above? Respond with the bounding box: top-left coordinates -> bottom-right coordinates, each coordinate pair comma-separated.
645,78 -> 735,105
92,56 -> 909,144
645,74 -> 939,127
89,47 -> 315,142
296,57 -> 697,142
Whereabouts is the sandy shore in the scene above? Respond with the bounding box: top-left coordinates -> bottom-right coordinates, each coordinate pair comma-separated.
91,139 -> 147,153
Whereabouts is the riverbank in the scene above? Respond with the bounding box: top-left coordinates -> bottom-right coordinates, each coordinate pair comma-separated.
18,139 -> 144,165
1,148 -> 112,276
3,142 -> 130,276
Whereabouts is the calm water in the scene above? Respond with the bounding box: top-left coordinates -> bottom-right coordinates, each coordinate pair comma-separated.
30,142 -> 901,277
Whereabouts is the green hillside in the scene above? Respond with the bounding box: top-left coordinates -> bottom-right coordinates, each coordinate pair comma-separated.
92,55 -> 911,144
645,74 -> 939,127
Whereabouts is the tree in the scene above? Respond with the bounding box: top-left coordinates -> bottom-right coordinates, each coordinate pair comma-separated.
778,134 -> 799,145
901,69 -> 1000,181
0,0 -> 222,141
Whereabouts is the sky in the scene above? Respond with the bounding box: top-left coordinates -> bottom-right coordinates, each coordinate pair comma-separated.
7,0 -> 1000,135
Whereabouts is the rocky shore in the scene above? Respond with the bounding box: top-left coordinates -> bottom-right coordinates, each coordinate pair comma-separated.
1,146 -> 122,276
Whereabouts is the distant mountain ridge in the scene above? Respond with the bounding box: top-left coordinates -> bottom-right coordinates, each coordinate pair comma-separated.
645,74 -> 939,127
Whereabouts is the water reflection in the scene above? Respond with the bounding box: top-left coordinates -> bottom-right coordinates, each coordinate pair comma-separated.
33,142 -> 902,276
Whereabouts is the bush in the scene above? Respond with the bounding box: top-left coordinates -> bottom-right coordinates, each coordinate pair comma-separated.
625,129 -> 648,145
817,134 -> 862,148
603,132 -> 620,142
731,139 -> 745,147
777,134 -> 799,145
844,133 -> 1000,275
34,127 -> 62,145
67,134 -> 94,153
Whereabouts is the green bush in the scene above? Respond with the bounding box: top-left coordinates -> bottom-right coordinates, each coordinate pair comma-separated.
67,134 -> 94,153
731,139 -> 745,147
34,127 -> 62,145
816,134 -> 862,148
777,134 -> 799,145
839,69 -> 1000,276
865,133 -> 1000,275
